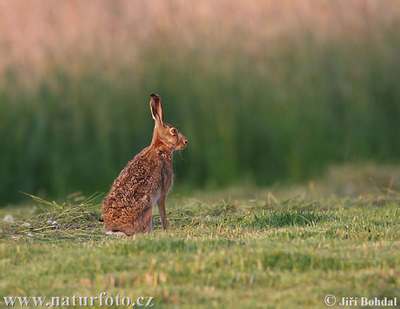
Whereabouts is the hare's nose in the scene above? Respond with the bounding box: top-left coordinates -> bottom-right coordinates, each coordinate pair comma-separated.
183,139 -> 188,145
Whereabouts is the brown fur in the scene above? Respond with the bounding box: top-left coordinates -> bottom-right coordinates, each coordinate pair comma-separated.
101,94 -> 187,236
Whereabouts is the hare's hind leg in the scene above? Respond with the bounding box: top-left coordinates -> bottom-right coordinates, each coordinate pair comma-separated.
126,208 -> 153,234
142,208 -> 153,233
132,198 -> 153,233
104,224 -> 136,236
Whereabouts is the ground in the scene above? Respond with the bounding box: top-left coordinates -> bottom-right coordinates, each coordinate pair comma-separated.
0,165 -> 399,308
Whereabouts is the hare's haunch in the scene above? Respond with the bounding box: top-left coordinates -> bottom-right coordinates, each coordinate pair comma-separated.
101,94 -> 188,236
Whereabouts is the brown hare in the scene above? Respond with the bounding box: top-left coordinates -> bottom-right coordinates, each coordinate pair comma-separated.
102,94 -> 188,236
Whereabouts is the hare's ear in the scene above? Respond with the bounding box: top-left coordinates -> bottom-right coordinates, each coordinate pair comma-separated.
149,93 -> 163,125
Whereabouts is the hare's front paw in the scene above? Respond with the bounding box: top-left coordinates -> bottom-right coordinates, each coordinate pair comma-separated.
161,219 -> 169,230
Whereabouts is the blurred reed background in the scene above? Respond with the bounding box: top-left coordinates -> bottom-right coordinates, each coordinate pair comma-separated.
1,0 -> 400,204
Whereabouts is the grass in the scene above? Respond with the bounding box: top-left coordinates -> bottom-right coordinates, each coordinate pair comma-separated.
1,166 -> 400,308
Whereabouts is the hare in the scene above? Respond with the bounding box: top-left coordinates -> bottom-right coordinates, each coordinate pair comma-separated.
101,94 -> 188,236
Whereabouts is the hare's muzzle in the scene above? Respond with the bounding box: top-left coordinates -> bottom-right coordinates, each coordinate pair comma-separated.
177,134 -> 188,150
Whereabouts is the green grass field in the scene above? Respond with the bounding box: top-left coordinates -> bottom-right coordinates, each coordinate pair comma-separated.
1,165 -> 399,308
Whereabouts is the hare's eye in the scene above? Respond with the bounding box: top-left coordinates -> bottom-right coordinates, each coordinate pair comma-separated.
170,128 -> 177,135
